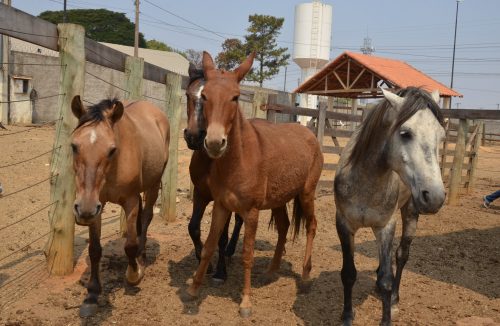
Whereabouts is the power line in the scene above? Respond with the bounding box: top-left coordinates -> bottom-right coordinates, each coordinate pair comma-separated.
142,0 -> 225,40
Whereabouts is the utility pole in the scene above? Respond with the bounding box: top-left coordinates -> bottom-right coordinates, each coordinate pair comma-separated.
1,0 -> 11,124
63,0 -> 67,23
134,0 -> 140,57
450,0 -> 463,109
283,66 -> 287,91
497,103 -> 499,110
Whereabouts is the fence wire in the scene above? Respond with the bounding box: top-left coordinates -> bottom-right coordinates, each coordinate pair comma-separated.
0,174 -> 57,200
0,201 -> 57,233
0,146 -> 60,169
0,118 -> 62,137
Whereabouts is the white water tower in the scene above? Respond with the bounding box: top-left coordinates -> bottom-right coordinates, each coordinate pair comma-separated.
293,0 -> 332,121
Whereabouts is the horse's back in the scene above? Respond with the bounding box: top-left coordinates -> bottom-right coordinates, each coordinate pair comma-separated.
123,101 -> 170,187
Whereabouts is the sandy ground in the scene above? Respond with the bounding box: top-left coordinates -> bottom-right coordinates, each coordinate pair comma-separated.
0,124 -> 499,326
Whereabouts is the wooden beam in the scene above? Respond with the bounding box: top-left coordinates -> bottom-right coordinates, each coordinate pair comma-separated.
45,23 -> 85,276
467,121 -> 483,193
317,100 -> 326,151
0,3 -> 58,50
350,68 -> 366,89
333,71 -> 347,89
346,59 -> 351,87
160,73 -> 182,223
441,109 -> 500,120
448,119 -> 468,205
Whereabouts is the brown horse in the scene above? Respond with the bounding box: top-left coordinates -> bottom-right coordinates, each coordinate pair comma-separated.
182,52 -> 323,317
70,96 -> 169,317
185,64 -> 290,283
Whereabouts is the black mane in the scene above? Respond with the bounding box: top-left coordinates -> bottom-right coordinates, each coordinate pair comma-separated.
189,67 -> 204,84
75,98 -> 121,130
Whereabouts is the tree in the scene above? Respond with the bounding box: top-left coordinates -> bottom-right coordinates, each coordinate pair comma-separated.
185,49 -> 203,68
146,39 -> 175,52
216,14 -> 289,87
39,9 -> 147,47
216,39 -> 247,71
245,15 -> 289,87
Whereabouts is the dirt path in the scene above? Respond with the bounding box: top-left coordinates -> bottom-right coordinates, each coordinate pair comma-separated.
0,126 -> 499,325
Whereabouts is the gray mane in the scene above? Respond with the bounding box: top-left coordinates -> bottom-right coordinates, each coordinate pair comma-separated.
347,87 -> 444,168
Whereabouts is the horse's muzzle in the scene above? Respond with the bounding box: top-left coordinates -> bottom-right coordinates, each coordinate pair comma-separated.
184,129 -> 206,151
73,201 -> 102,225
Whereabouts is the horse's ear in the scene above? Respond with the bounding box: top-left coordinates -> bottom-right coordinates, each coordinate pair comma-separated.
430,90 -> 440,104
381,88 -> 404,109
110,101 -> 124,124
202,51 -> 215,76
234,52 -> 255,82
71,95 -> 85,119
188,62 -> 198,79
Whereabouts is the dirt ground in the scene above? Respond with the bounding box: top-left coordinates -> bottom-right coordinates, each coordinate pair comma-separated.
0,124 -> 499,326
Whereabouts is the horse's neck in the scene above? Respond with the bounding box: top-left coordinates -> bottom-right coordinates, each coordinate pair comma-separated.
217,107 -> 252,167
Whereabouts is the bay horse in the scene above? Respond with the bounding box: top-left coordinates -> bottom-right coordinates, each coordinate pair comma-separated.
184,63 -> 244,282
70,96 -> 169,317
182,52 -> 323,317
184,64 -> 290,283
334,87 -> 445,325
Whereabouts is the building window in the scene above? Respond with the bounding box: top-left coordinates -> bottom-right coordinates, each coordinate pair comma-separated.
12,77 -> 31,94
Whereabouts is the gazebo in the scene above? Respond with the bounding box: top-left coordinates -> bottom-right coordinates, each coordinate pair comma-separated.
293,51 -> 462,112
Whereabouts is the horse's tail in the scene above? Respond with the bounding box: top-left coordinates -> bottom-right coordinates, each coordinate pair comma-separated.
292,196 -> 304,241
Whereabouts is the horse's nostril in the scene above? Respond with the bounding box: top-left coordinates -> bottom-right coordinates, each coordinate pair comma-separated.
422,190 -> 430,203
96,204 -> 102,215
221,138 -> 227,147
74,204 -> 80,215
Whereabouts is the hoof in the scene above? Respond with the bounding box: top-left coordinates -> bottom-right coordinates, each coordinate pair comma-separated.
180,288 -> 198,303
298,278 -> 313,294
79,303 -> 98,318
341,310 -> 355,326
126,262 -> 144,286
391,304 -> 399,318
210,277 -> 225,287
239,306 -> 252,318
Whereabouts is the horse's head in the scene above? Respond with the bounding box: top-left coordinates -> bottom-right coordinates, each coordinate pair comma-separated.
184,63 -> 207,150
382,88 -> 446,214
201,51 -> 255,158
70,96 -> 123,225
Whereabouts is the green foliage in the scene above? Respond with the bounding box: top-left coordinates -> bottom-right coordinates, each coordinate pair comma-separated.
39,9 -> 146,47
216,14 -> 289,87
215,39 -> 246,70
146,39 -> 175,52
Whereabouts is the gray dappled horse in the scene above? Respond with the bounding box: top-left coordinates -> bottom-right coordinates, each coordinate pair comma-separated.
334,87 -> 446,326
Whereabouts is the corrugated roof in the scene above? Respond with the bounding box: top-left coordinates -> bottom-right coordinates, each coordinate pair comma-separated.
294,51 -> 462,98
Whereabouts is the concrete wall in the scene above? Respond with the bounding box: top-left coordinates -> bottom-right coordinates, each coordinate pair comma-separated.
10,51 -> 187,124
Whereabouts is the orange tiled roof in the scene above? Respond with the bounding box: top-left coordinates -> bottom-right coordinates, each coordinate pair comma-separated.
294,51 -> 462,98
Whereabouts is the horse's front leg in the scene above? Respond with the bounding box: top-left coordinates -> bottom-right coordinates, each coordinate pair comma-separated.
392,200 -> 418,307
185,201 -> 230,299
225,213 -> 243,258
239,208 -> 258,318
123,194 -> 143,285
373,218 -> 397,326
79,218 -> 102,317
212,216 -> 230,283
336,212 -> 357,326
188,187 -> 213,273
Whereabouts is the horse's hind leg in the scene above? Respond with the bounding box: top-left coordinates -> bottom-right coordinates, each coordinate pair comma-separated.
336,211 -> 357,326
138,182 -> 160,262
392,200 -> 418,307
188,187 -> 213,273
225,213 -> 243,258
299,192 -> 317,282
373,218 -> 397,326
266,205 -> 289,275
123,194 -> 143,285
79,218 -> 102,317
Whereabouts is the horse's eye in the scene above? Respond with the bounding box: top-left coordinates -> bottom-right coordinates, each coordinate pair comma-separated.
232,95 -> 239,102
71,143 -> 78,154
400,130 -> 412,141
108,147 -> 117,158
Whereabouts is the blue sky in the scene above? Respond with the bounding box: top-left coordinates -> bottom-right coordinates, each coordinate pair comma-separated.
12,0 -> 500,109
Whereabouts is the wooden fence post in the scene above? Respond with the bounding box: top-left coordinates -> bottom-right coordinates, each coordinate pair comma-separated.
160,72 -> 182,223
448,118 -> 468,205
45,24 -> 85,275
267,94 -> 277,123
467,121 -> 483,193
317,102 -> 326,151
252,90 -> 267,119
350,99 -> 358,131
117,56 -> 144,236
440,121 -> 451,178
